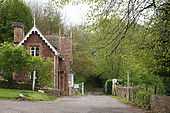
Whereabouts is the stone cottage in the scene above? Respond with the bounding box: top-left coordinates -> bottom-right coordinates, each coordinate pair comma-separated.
12,22 -> 73,96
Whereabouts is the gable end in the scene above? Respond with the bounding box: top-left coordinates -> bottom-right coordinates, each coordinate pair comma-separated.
18,27 -> 59,56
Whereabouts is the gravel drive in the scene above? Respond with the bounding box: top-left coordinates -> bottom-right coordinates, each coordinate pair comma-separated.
0,95 -> 145,113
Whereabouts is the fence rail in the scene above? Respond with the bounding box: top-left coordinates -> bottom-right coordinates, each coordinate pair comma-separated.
113,85 -> 151,108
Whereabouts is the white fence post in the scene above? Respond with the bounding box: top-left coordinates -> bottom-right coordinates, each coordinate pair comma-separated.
32,70 -> 36,91
112,79 -> 118,96
81,82 -> 84,96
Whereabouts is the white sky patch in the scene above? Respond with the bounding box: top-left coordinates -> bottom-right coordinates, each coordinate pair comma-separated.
61,2 -> 90,26
25,0 -> 47,6
26,0 -> 152,26
25,0 -> 90,26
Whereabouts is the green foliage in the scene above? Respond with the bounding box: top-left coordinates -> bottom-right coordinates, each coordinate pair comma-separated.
29,57 -> 53,87
70,0 -> 169,97
153,1 -> 170,77
0,43 -> 53,87
0,0 -> 33,43
139,0 -> 170,95
72,26 -> 120,85
72,27 -> 97,82
135,89 -> 152,108
0,42 -> 30,81
70,18 -> 165,108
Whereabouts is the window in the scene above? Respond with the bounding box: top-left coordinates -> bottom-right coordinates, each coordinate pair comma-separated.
30,46 -> 40,56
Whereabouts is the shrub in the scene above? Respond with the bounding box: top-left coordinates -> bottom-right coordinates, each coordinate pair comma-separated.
0,43 -> 53,88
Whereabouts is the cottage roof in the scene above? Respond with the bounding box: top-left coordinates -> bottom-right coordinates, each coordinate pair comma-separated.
18,26 -> 59,56
45,35 -> 59,49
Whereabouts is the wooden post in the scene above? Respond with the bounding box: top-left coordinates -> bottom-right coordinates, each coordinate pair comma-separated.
127,71 -> 130,101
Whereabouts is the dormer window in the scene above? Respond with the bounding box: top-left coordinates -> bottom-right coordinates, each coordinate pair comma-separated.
30,46 -> 40,56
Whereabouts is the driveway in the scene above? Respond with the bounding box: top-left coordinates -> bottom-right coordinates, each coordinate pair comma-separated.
0,95 -> 145,113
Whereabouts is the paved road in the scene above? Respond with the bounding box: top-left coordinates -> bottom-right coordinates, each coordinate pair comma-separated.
0,95 -> 145,113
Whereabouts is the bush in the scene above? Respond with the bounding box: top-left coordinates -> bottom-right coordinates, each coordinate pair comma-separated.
0,80 -> 32,90
134,89 -> 151,108
28,57 -> 53,87
0,43 -> 53,88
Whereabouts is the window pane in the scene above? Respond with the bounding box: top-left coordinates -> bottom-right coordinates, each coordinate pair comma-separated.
31,47 -> 34,51
30,46 -> 40,56
36,47 -> 39,56
31,51 -> 34,56
30,47 -> 34,56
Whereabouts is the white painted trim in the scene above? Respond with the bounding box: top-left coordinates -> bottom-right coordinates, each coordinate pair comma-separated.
18,26 -> 59,56
54,55 -> 56,88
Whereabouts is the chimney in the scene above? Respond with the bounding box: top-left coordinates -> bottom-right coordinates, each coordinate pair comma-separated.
58,32 -> 73,64
12,22 -> 24,44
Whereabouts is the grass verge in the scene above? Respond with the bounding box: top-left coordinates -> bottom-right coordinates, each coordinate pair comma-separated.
0,88 -> 56,101
112,96 -> 129,104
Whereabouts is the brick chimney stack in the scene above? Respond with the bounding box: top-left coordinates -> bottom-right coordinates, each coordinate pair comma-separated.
12,22 -> 24,44
58,33 -> 73,65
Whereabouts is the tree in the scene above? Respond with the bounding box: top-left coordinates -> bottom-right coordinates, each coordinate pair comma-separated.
0,43 -> 53,87
154,1 -> 170,77
72,27 -> 97,82
0,43 -> 30,82
0,0 -> 33,43
87,0 -> 168,53
28,0 -> 63,34
152,0 -> 170,95
29,57 -> 53,87
87,0 -> 169,95
85,15 -> 164,94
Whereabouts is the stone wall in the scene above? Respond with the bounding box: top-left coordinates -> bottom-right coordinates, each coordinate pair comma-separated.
151,96 -> 170,113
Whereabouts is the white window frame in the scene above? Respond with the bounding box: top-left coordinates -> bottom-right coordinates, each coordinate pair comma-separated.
30,46 -> 39,56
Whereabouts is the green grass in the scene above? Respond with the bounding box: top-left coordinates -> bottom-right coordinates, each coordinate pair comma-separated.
0,88 -> 56,101
112,96 -> 129,104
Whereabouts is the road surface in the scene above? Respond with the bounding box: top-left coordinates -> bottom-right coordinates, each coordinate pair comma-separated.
0,95 -> 145,113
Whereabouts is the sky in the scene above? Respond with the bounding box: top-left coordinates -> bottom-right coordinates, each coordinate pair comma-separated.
61,2 -> 89,26
25,0 -> 151,26
25,0 -> 89,26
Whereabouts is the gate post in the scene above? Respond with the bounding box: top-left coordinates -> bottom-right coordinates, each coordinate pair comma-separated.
81,82 -> 84,95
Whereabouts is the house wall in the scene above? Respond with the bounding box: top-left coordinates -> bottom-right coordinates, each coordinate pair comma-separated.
23,33 -> 55,58
58,36 -> 73,95
14,32 -> 69,96
13,32 -> 55,82
58,59 -> 69,96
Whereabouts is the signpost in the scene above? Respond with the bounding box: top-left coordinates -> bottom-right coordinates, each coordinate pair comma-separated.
74,84 -> 80,89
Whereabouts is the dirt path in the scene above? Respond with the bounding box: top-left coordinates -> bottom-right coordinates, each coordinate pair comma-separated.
0,95 -> 145,113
